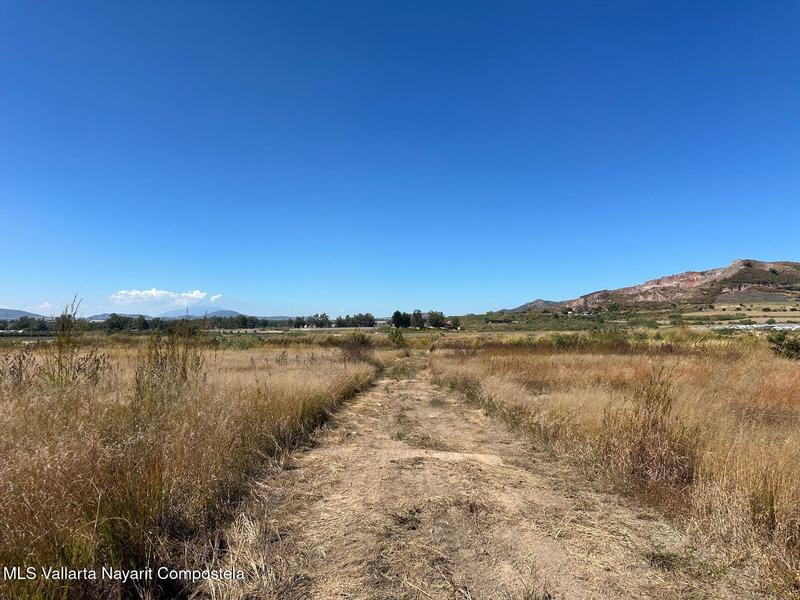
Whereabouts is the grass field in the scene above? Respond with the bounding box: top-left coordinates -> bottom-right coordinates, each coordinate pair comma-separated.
3,321 -> 800,597
0,323 -> 383,599
430,329 -> 800,596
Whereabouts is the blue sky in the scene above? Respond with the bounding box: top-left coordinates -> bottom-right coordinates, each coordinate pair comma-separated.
2,1 -> 799,317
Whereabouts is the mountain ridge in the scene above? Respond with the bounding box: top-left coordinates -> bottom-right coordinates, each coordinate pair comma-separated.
0,308 -> 47,320
158,305 -> 241,318
87,313 -> 153,321
506,259 -> 800,312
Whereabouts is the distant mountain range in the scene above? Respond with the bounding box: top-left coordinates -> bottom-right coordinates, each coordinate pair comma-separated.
2,307 -> 293,322
84,308 -> 245,320
158,306 -> 242,318
86,309 -> 293,321
0,308 -> 47,320
87,313 -> 153,321
154,307 -> 292,320
504,259 -> 800,312
86,308 -> 247,320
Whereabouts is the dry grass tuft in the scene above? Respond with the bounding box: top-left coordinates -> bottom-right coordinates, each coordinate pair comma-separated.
596,367 -> 701,502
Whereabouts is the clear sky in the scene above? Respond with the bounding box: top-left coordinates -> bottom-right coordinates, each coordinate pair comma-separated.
2,1 -> 799,317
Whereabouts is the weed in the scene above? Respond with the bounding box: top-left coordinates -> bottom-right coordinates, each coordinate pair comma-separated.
339,331 -> 376,364
0,347 -> 36,389
597,368 -> 700,498
768,331 -> 800,359
37,299 -> 109,389
429,340 -> 800,590
387,326 -> 406,347
0,340 -> 376,599
133,318 -> 206,418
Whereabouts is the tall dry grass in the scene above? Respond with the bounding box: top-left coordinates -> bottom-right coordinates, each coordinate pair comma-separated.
430,332 -> 800,597
0,324 -> 377,599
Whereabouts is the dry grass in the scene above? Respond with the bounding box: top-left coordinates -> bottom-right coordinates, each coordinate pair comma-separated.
0,326 -> 379,599
430,332 -> 800,597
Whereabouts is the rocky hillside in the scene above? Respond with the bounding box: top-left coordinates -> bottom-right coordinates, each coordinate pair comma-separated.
509,260 -> 800,312
569,259 -> 800,309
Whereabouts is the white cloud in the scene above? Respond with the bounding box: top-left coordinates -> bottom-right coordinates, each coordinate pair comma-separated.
110,288 -> 212,307
210,294 -> 223,303
28,301 -> 54,313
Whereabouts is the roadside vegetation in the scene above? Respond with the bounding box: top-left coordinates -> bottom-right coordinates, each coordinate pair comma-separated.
430,328 -> 800,596
0,308 -> 381,599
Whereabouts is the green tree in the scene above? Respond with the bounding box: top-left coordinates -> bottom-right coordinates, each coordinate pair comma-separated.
17,316 -> 35,331
411,309 -> 425,328
427,311 -> 445,328
106,313 -> 128,332
391,311 -> 411,328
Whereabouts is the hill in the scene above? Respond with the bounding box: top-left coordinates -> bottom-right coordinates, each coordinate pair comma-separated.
87,313 -> 153,321
158,306 -> 242,319
507,259 -> 800,312
568,259 -> 800,309
0,308 -> 46,320
502,299 -> 562,313
85,310 -> 292,322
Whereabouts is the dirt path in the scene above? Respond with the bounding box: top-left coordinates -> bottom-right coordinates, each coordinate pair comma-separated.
204,355 -> 760,599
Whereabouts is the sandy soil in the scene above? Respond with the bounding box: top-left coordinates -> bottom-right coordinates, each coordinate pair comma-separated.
201,355 -> 762,599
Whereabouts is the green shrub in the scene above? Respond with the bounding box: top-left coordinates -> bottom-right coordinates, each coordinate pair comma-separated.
768,331 -> 800,360
339,331 -> 375,363
387,326 -> 406,347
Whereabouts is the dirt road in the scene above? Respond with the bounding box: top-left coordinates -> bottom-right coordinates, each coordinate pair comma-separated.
205,356 -> 759,599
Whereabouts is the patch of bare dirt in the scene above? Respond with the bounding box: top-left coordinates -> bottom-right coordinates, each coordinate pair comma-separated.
199,355 -> 763,599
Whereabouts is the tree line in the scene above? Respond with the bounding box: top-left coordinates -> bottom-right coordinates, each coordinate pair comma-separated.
1,310 -> 461,334
0,314 -> 288,334
288,313 -> 376,328
390,310 -> 460,329
0,316 -> 52,333
101,314 -> 286,331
